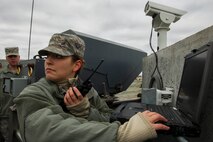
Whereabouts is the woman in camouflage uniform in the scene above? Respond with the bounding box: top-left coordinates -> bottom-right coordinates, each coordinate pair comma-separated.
14,33 -> 169,142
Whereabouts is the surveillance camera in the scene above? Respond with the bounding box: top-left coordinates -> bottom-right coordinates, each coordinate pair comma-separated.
144,1 -> 187,22
144,1 -> 187,50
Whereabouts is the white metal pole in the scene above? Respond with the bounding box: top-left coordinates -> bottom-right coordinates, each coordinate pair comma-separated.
157,28 -> 168,50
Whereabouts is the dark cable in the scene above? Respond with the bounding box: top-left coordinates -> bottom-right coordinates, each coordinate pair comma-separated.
149,21 -> 164,89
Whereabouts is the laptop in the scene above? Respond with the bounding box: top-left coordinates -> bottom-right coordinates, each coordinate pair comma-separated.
112,42 -> 213,137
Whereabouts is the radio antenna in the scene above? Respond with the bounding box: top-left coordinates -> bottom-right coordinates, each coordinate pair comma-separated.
28,0 -> 35,60
84,59 -> 104,83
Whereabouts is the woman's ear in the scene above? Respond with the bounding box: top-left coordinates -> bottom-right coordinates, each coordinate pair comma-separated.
73,60 -> 82,72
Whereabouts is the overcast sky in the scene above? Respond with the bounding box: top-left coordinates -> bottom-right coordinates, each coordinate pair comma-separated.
0,0 -> 212,59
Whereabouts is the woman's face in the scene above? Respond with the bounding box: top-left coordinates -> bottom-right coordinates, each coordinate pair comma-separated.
44,53 -> 77,83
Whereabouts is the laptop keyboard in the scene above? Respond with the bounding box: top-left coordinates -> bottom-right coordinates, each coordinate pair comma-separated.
147,105 -> 187,125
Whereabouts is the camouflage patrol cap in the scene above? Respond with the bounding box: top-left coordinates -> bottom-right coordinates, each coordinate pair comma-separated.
38,33 -> 85,58
5,47 -> 20,56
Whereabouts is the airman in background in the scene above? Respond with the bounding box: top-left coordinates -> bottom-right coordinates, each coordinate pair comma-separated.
1,47 -> 21,76
0,47 -> 21,142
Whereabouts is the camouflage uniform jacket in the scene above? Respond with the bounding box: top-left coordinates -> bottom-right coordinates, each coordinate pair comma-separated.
0,65 -> 21,116
14,78 -> 120,142
0,65 -> 21,142
0,65 -> 20,78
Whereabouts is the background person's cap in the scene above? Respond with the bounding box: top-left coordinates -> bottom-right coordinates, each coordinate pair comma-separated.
5,47 -> 20,56
38,33 -> 85,58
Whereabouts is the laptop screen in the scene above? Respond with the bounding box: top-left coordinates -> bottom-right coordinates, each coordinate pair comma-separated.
177,47 -> 208,123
